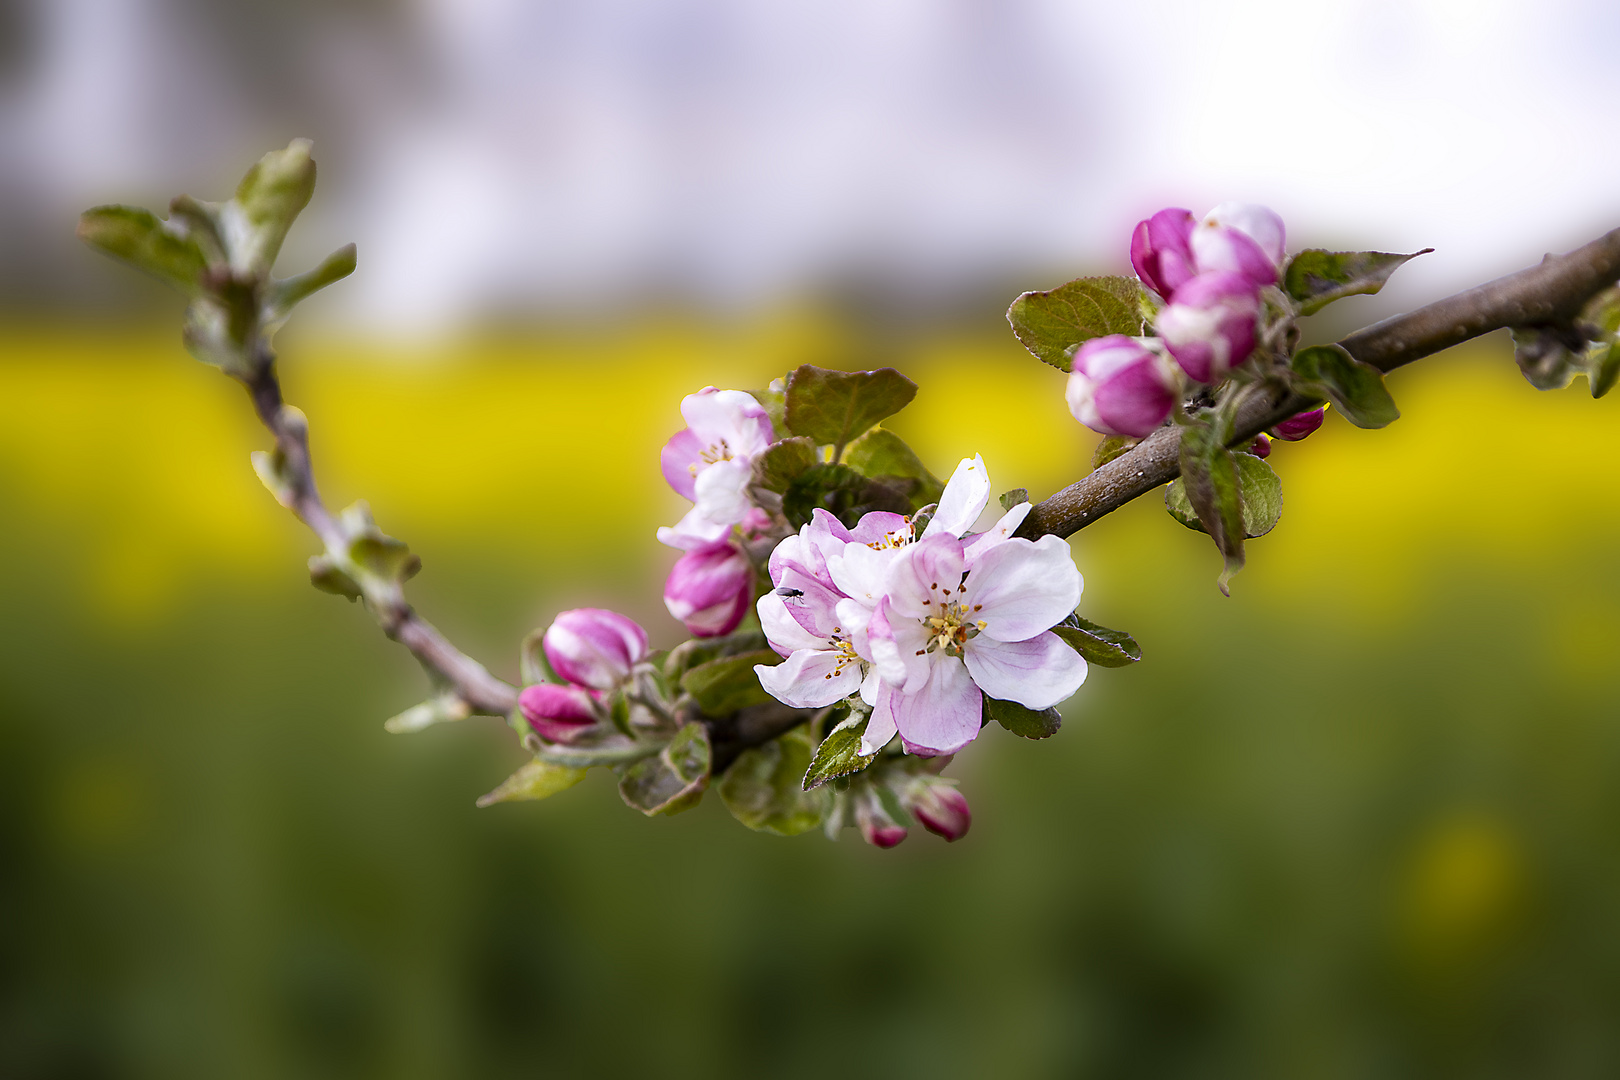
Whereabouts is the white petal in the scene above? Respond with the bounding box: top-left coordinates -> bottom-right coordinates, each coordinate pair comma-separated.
860,682 -> 900,755
692,458 -> 753,525
963,535 -> 1083,641
867,597 -> 931,692
962,501 -> 1034,564
755,650 -> 862,709
836,598 -> 874,660
681,388 -> 773,456
893,657 -> 983,756
859,668 -> 881,706
825,541 -> 897,608
964,632 -> 1088,710
657,505 -> 729,550
757,591 -> 830,656
923,454 -> 990,539
883,533 -> 965,620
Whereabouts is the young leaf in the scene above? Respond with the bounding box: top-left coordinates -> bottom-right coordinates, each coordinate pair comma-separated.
718,724 -> 830,835
1164,451 -> 1282,539
1591,341 -> 1620,399
1177,419 -> 1246,594
1091,435 -> 1139,471
752,436 -> 819,494
476,758 -> 587,807
267,243 -> 357,317
664,631 -> 769,682
1052,614 -> 1142,668
803,711 -> 879,790
77,206 -> 208,296
518,628 -> 562,686
1006,276 -> 1148,372
680,650 -> 782,716
1282,249 -> 1431,316
384,692 -> 472,734
617,722 -> 711,816
844,428 -> 945,508
338,501 -> 422,586
784,365 -> 918,455
781,462 -> 912,529
750,378 -> 788,435
1291,344 -> 1400,428
984,696 -> 1062,740
998,488 -> 1029,511
534,733 -> 660,769
231,139 -> 317,275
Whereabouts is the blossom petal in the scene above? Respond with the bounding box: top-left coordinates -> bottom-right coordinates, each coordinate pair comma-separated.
923,454 -> 990,539
826,541 -> 899,609
964,632 -> 1088,710
657,504 -> 729,550
756,649 -> 861,709
860,682 -> 900,755
692,458 -> 754,526
660,428 -> 704,500
962,501 -> 1033,564
868,596 -> 930,692
758,591 -> 830,656
681,388 -> 775,457
894,657 -> 983,756
884,533 -> 966,620
962,535 -> 1082,641
848,511 -> 911,547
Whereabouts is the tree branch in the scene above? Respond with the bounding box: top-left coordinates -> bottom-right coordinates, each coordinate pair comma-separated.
1020,226 -> 1620,541
243,362 -> 519,717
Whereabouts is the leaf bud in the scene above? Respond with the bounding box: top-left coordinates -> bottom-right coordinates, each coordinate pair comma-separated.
1066,335 -> 1180,438
543,608 -> 650,690
1268,406 -> 1325,442
664,540 -> 753,638
1155,271 -> 1261,384
517,682 -> 600,743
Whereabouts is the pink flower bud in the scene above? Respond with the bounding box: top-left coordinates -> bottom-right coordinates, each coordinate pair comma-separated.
1155,271 -> 1261,384
543,608 -> 650,690
664,539 -> 752,638
1247,433 -> 1272,458
518,682 -> 599,743
1130,208 -> 1198,297
1189,202 -> 1285,287
854,791 -> 908,849
902,778 -> 972,842
1269,406 -> 1325,442
1066,335 -> 1180,438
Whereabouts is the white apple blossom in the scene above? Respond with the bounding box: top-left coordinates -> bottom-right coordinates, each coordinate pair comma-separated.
657,388 -> 775,549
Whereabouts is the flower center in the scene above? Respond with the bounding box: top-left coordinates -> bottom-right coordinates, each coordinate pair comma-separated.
689,438 -> 734,475
820,632 -> 863,680
918,588 -> 986,659
865,518 -> 914,551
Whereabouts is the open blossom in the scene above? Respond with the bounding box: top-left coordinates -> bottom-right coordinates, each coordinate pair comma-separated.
1156,271 -> 1262,384
755,454 -> 1087,759
1066,335 -> 1180,438
544,608 -> 649,690
657,388 -> 775,549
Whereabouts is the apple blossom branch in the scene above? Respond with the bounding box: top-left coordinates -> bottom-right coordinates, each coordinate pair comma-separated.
1020,225 -> 1620,542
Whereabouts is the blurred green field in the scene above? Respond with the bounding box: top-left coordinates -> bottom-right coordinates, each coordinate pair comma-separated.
4,317 -> 1620,1078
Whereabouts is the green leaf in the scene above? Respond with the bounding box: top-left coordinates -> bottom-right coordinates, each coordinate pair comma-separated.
664,631 -> 769,682
338,501 -> 422,586
781,462 -> 914,530
803,711 -> 879,789
1006,275 -> 1148,372
268,243 -> 357,316
1052,614 -> 1142,668
617,722 -> 711,816
784,365 -> 918,455
534,733 -> 660,769
518,628 -> 561,687
984,696 -> 1062,740
1177,417 -> 1247,594
231,138 -> 317,275
1165,451 -> 1282,540
1282,249 -> 1431,317
1291,344 -> 1400,428
750,378 -> 788,435
1091,435 -> 1139,471
384,692 -> 471,734
843,428 -> 945,508
998,488 -> 1029,511
752,436 -> 820,495
680,650 -> 782,716
476,758 -> 587,807
77,206 -> 209,296
1591,341 -> 1620,399
718,724 -> 831,835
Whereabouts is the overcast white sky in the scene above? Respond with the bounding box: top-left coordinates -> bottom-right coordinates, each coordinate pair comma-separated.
5,0 -> 1618,329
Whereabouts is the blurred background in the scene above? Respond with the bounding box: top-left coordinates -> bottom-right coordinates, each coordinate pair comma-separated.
5,1 -> 1620,1076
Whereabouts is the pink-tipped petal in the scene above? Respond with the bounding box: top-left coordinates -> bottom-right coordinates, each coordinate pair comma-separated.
961,536 -> 1083,642
893,657 -> 984,756
754,648 -> 863,709
964,631 -> 1088,710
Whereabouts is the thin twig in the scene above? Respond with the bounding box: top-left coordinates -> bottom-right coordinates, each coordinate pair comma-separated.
1019,226 -> 1620,541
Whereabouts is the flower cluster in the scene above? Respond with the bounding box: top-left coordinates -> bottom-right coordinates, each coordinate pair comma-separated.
518,607 -> 649,743
754,455 -> 1087,758
1065,203 -> 1322,444
656,388 -> 778,637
